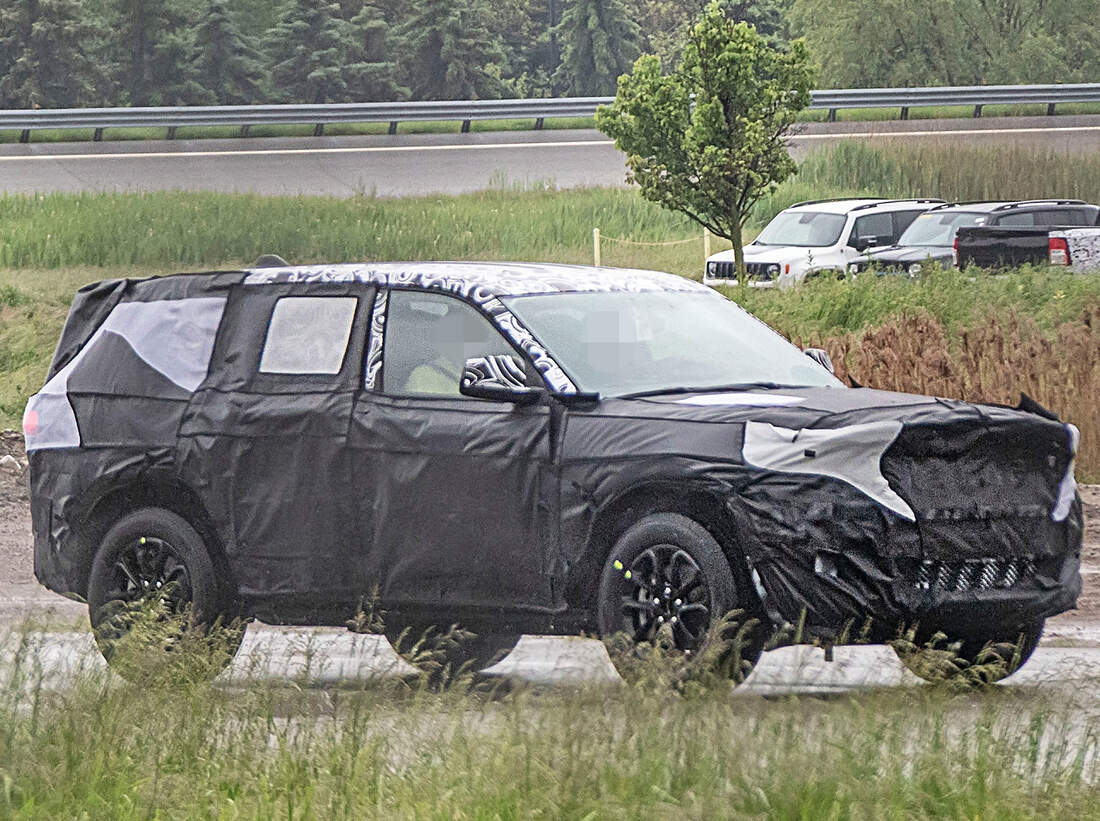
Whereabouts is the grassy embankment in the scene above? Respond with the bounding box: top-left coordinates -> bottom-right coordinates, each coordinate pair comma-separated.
4,101 -> 1100,144
3,626 -> 1100,819
1,142 -> 1099,477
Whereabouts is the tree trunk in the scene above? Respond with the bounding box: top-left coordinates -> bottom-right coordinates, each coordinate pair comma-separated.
730,207 -> 745,286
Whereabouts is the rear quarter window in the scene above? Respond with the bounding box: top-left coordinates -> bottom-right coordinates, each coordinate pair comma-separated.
259,296 -> 358,375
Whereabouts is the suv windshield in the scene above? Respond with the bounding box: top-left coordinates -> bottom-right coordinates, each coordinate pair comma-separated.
898,211 -> 986,246
503,291 -> 843,397
754,210 -> 848,247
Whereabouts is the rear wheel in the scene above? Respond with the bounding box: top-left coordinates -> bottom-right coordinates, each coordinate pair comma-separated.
87,508 -> 244,683
596,513 -> 765,684
893,621 -> 1044,684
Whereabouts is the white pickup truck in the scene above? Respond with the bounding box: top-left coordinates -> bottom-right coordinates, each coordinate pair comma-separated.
1050,228 -> 1100,272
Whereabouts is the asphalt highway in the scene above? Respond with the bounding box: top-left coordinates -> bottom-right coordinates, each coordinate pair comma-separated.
2,114 -> 1099,197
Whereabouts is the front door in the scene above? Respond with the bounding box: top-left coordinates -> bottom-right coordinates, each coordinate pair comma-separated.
350,288 -> 557,619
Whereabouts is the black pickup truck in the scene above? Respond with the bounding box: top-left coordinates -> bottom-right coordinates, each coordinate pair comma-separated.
956,200 -> 1100,268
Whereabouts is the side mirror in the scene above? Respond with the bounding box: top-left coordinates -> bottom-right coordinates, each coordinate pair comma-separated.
460,355 -> 543,405
804,348 -> 835,374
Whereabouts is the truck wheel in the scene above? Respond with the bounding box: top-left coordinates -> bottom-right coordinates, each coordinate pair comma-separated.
87,508 -> 244,683
894,621 -> 1043,684
596,513 -> 765,684
385,621 -> 520,686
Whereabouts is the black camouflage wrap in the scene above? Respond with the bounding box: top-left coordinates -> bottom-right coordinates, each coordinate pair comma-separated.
26,263 -> 1082,639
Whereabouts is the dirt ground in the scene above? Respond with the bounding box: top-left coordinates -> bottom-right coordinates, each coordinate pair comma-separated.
2,430 -> 1098,633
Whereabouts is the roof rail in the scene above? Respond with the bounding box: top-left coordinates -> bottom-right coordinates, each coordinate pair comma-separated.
849,198 -> 945,212
993,199 -> 1087,210
788,197 -> 882,208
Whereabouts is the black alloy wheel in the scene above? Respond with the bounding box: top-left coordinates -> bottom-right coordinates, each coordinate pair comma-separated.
597,512 -> 766,683
616,544 -> 712,651
87,508 -> 244,681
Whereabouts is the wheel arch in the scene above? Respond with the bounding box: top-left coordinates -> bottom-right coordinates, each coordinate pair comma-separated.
567,481 -> 756,616
71,471 -> 238,610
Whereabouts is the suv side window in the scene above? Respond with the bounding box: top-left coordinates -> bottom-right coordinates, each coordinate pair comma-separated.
849,213 -> 894,247
382,290 -> 530,396
994,211 -> 1036,227
893,210 -> 927,238
259,296 -> 358,375
1034,209 -> 1088,226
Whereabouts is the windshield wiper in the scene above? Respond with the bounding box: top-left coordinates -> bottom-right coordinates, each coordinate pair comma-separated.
617,382 -> 800,399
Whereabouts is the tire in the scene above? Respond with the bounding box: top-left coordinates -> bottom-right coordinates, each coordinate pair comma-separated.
894,620 -> 1044,684
384,620 -> 520,686
87,507 -> 244,683
596,513 -> 766,684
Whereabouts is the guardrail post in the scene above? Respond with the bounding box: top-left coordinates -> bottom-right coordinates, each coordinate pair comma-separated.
900,106 -> 909,120
535,117 -> 544,130
461,119 -> 471,133
973,104 -> 983,118
1047,103 -> 1056,116
388,121 -> 398,135
314,123 -> 325,136
93,128 -> 104,141
167,126 -> 177,140
827,108 -> 837,122
703,227 -> 712,261
593,228 -> 601,267
19,130 -> 30,144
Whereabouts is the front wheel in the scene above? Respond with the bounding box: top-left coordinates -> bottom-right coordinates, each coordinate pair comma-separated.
596,513 -> 766,684
893,621 -> 1044,684
87,508 -> 243,683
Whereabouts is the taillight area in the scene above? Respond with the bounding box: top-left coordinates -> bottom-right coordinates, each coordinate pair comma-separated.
22,407 -> 38,436
1049,236 -> 1070,266
952,235 -> 959,267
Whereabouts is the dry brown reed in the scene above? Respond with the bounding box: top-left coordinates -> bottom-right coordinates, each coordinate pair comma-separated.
801,306 -> 1100,480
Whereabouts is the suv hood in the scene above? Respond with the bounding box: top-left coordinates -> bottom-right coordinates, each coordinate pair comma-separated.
570,385 -> 1077,524
860,246 -> 953,265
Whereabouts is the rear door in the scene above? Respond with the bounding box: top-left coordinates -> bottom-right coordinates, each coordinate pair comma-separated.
179,282 -> 374,620
349,288 -> 557,618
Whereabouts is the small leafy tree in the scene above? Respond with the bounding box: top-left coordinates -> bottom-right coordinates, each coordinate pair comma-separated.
596,1 -> 813,279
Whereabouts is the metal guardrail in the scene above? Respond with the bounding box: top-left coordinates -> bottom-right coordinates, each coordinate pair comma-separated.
3,84 -> 1099,141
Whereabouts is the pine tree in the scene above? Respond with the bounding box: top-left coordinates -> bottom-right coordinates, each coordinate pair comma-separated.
397,0 -> 507,100
108,0 -> 210,105
345,1 -> 408,100
264,0 -> 351,103
194,0 -> 266,104
0,0 -> 109,108
553,0 -> 641,96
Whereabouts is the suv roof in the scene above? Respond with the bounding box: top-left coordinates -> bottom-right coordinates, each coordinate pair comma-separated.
786,198 -> 944,215
924,199 -> 1089,214
242,261 -> 710,299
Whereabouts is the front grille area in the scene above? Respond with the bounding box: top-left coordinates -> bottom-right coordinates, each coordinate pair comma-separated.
707,261 -> 777,280
915,557 -> 1035,592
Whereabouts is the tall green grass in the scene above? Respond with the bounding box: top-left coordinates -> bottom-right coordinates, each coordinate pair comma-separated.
798,141 -> 1100,203
2,624 -> 1100,819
